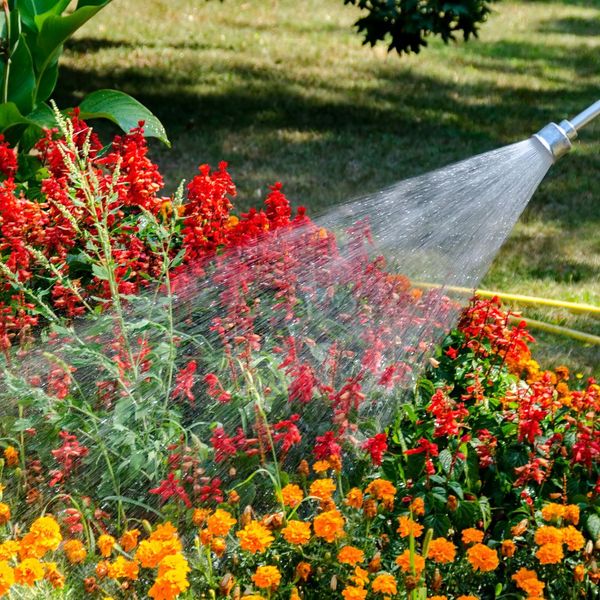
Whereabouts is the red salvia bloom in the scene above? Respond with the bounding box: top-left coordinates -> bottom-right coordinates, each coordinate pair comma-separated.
149,472 -> 192,508
362,433 -> 388,466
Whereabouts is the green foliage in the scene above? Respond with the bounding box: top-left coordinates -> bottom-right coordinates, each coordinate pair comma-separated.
0,0 -> 168,146
344,0 -> 499,54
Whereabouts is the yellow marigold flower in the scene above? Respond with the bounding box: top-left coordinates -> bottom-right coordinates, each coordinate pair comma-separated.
466,544 -> 499,572
512,568 -> 545,596
281,484 -> 304,508
534,525 -> 562,546
241,596 -> 265,600
427,596 -> 448,600
309,478 -> 336,502
3,446 -> 18,468
342,586 -> 368,600
148,553 -> 190,600
290,586 -> 301,600
564,504 -> 580,525
397,516 -> 423,538
365,479 -> 396,507
409,497 -> 425,516
107,556 -> 139,580
295,561 -> 311,581
372,573 -> 397,595
313,460 -> 330,473
236,521 -> 274,553
313,509 -> 345,543
44,562 -> 65,589
63,539 -> 87,564
0,503 -> 10,526
252,565 -> 281,590
97,534 -> 115,558
351,566 -> 369,587
461,528 -> 484,545
207,509 -> 237,537
427,538 -> 456,564
337,545 -> 365,565
536,542 -> 563,565
541,503 -> 565,522
14,557 -> 45,586
192,508 -> 211,527
0,561 -> 15,597
345,488 -> 363,509
18,515 -> 63,560
158,553 -> 190,578
395,550 -> 425,576
0,540 -> 19,561
282,520 -> 311,545
562,525 -> 585,552
120,529 -> 140,553
501,540 -> 516,557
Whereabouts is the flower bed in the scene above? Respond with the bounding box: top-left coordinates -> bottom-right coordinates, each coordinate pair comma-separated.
0,113 -> 598,599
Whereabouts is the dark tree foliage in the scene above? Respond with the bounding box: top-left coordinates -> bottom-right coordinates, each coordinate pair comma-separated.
344,0 -> 499,55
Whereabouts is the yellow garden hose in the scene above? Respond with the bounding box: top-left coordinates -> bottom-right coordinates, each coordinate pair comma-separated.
507,316 -> 600,346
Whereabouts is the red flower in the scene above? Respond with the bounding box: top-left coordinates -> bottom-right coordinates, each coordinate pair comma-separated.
172,360 -> 197,404
362,433 -> 388,466
149,473 -> 192,508
314,431 -> 342,460
49,431 -> 89,487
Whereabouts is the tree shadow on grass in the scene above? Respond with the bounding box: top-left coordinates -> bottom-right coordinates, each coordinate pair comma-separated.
537,15 -> 600,36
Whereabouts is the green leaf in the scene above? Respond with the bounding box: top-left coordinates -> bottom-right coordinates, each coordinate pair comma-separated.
17,0 -> 72,31
0,102 -> 35,131
79,89 -> 170,146
6,35 -> 36,113
586,513 -> 600,542
439,448 -> 453,474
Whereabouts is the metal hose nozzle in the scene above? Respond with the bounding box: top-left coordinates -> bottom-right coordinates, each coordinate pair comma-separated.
532,99 -> 600,162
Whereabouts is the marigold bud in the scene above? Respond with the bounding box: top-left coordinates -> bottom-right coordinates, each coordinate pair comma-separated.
83,577 -> 98,593
511,519 -> 528,537
220,573 -> 235,595
574,564 -> 585,582
330,575 -> 337,590
228,490 -> 240,505
404,575 -> 420,591
240,505 -> 254,528
368,552 -> 381,573
501,540 -> 516,558
447,495 -> 458,511
363,498 -> 378,519
142,520 -> 152,535
432,568 -> 443,591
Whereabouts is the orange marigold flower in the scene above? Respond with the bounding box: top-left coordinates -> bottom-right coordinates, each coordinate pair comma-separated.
365,479 -> 396,506
309,478 -> 336,502
107,556 -> 139,580
461,528 -> 484,545
337,545 -> 365,565
135,537 -> 182,569
328,454 -> 342,472
313,460 -> 330,473
427,538 -> 456,564
280,484 -> 304,508
281,521 -> 311,545
342,586 -> 368,600
512,568 -> 545,596
574,564 -> 585,582
0,561 -> 15,597
63,539 -> 87,564
0,503 -> 10,526
351,566 -> 369,587
148,553 -> 190,600
252,565 -> 281,590
457,596 -> 479,600
295,561 -> 311,581
345,488 -> 363,509
541,503 -> 565,522
290,587 -> 301,600
211,537 -> 227,557
427,596 -> 448,600
44,562 -> 65,589
207,509 -> 237,537
96,561 -> 109,578
409,497 -> 425,516
236,521 -> 274,553
97,534 -> 115,558
14,557 -> 44,586
564,504 -> 580,525
562,525 -> 585,551
19,515 -> 62,559
150,522 -> 179,542
241,596 -> 265,600
313,509 -> 345,543
120,529 -> 141,553
535,542 -> 563,565
395,550 -> 425,576
534,525 -> 562,546
397,516 -> 423,538
192,508 -> 211,527
372,573 -> 397,595
501,540 -> 516,557
3,446 -> 19,468
362,498 -> 378,519
466,544 -> 499,572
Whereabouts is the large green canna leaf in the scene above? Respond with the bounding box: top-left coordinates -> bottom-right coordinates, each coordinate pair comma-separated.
5,35 -> 36,114
79,90 -> 170,146
0,102 -> 36,131
16,0 -> 72,31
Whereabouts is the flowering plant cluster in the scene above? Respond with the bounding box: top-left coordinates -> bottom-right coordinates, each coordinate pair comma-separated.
0,113 -> 597,599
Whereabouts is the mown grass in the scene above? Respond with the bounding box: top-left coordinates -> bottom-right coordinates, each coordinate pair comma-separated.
58,0 -> 600,375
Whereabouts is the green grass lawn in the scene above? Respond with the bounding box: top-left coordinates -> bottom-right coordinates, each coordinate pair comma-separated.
58,0 -> 600,376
